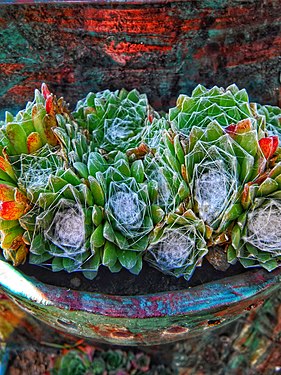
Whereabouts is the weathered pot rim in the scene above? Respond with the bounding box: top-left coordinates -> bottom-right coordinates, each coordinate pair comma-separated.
0,259 -> 280,319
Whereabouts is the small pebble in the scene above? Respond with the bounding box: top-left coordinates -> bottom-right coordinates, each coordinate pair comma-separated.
70,277 -> 81,288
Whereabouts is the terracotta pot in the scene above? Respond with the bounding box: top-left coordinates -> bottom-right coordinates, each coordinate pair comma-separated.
0,0 -> 280,346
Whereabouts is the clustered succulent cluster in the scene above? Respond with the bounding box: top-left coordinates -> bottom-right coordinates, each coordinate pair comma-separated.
51,346 -> 170,375
0,83 -> 280,280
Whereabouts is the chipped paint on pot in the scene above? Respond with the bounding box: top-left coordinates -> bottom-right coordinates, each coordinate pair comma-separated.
0,260 -> 280,345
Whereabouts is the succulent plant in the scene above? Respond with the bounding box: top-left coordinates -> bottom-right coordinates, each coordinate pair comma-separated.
0,83 -> 69,156
257,103 -> 281,141
76,151 -> 163,275
1,83 -> 281,281
20,178 -> 97,277
146,210 -> 208,280
73,88 -> 157,153
0,155 -> 30,266
228,153 -> 281,271
185,118 -> 265,235
51,350 -> 91,375
142,127 -> 190,213
169,84 -> 255,136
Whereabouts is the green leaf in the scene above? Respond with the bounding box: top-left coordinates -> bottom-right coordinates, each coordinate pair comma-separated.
32,103 -> 48,144
116,159 -> 131,178
63,258 -> 79,273
51,257 -> 63,272
117,249 -> 138,270
87,152 -> 107,177
262,259 -> 278,271
30,234 -> 46,255
102,241 -> 118,267
132,235 -> 149,251
147,180 -> 158,203
108,261 -> 122,273
174,134 -> 185,165
114,231 -> 129,249
131,160 -> 145,183
231,224 -> 241,250
60,169 -> 81,186
178,180 -> 190,201
48,175 -> 68,193
6,122 -> 28,154
83,270 -> 98,280
239,257 -> 257,268
164,148 -> 181,174
82,250 -> 101,272
38,192 -> 58,209
92,205 -> 103,226
128,256 -> 143,275
225,203 -> 243,222
151,205 -> 165,224
90,224 -> 105,249
0,219 -> 19,231
257,178 -> 279,196
103,221 -> 116,242
227,245 -> 237,264
73,162 -> 89,179
88,176 -> 105,206
29,252 -> 52,265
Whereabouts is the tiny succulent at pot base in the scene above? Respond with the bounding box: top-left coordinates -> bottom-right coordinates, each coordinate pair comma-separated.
0,83 -> 281,281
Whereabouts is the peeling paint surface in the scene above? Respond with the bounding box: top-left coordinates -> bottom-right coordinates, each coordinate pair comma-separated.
0,0 -> 280,118
0,260 -> 280,345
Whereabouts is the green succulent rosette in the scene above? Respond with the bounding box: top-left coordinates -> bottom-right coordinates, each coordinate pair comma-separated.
53,114 -> 93,165
0,83 -> 69,156
169,84 -> 256,136
228,161 -> 281,271
257,103 -> 281,141
15,144 -> 64,202
141,126 -> 190,213
184,119 -> 265,235
73,150 -> 164,274
19,177 -> 98,278
73,88 -> 157,153
140,117 -> 170,150
146,210 -> 208,280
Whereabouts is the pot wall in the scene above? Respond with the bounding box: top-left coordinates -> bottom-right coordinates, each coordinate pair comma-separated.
0,0 -> 280,117
0,261 -> 280,345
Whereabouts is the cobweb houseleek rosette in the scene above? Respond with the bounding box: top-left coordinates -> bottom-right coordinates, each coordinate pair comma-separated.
0,83 -> 69,156
140,126 -> 190,213
53,114 -> 94,166
169,84 -> 257,136
146,210 -> 208,280
228,146 -> 281,272
257,104 -> 281,142
76,150 -> 164,275
15,144 -> 64,203
19,180 -> 97,278
184,119 -> 266,239
73,88 -> 158,153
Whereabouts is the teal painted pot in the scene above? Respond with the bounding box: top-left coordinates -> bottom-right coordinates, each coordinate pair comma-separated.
0,260 -> 280,346
0,0 -> 281,347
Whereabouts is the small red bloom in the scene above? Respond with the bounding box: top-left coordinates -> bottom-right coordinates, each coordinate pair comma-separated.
41,83 -> 51,99
45,94 -> 55,115
259,136 -> 279,159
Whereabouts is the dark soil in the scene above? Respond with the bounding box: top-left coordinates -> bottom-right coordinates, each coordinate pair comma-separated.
19,259 -> 246,296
